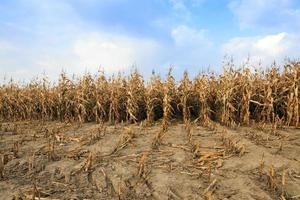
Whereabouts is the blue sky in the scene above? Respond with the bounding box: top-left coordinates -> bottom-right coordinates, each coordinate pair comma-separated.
1,0 -> 300,81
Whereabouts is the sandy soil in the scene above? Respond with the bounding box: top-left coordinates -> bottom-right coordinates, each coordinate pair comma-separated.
0,120 -> 300,200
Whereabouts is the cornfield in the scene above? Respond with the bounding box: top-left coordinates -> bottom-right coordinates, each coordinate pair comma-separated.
0,62 -> 299,127
0,63 -> 300,126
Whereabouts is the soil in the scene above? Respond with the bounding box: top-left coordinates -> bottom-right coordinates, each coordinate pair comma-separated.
0,120 -> 300,200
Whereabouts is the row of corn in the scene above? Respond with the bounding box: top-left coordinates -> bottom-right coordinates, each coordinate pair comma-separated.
0,62 -> 299,127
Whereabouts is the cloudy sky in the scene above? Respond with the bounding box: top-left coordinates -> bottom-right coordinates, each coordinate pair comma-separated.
0,0 -> 300,81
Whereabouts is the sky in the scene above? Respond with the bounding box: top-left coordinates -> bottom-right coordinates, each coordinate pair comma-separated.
0,0 -> 300,82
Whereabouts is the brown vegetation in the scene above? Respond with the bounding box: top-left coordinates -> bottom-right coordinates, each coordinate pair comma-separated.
0,62 -> 299,128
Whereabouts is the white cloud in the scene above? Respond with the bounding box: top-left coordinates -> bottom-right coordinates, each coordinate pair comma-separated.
1,23 -> 215,82
68,25 -> 215,77
254,33 -> 289,55
229,0 -> 300,30
222,32 -> 300,66
164,25 -> 217,74
171,25 -> 211,47
23,32 -> 165,80
72,32 -> 164,73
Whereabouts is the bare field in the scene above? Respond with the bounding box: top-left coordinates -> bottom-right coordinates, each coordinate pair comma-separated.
0,121 -> 299,200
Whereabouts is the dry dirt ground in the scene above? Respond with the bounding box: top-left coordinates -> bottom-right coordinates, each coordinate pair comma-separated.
0,120 -> 300,200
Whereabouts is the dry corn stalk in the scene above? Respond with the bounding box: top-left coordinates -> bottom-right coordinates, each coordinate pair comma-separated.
84,152 -> 93,172
111,127 -> 135,155
286,63 -> 299,127
268,165 -> 276,192
178,71 -> 192,124
89,123 -> 106,144
185,121 -> 192,143
93,71 -> 109,123
152,130 -> 165,149
126,70 -> 146,123
162,69 -> 176,132
221,134 -> 245,156
108,74 -> 127,124
218,67 -> 238,127
239,68 -> 252,125
192,143 -> 201,158
145,71 -> 163,125
203,178 -> 217,197
137,153 -> 147,178
193,74 -> 210,125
